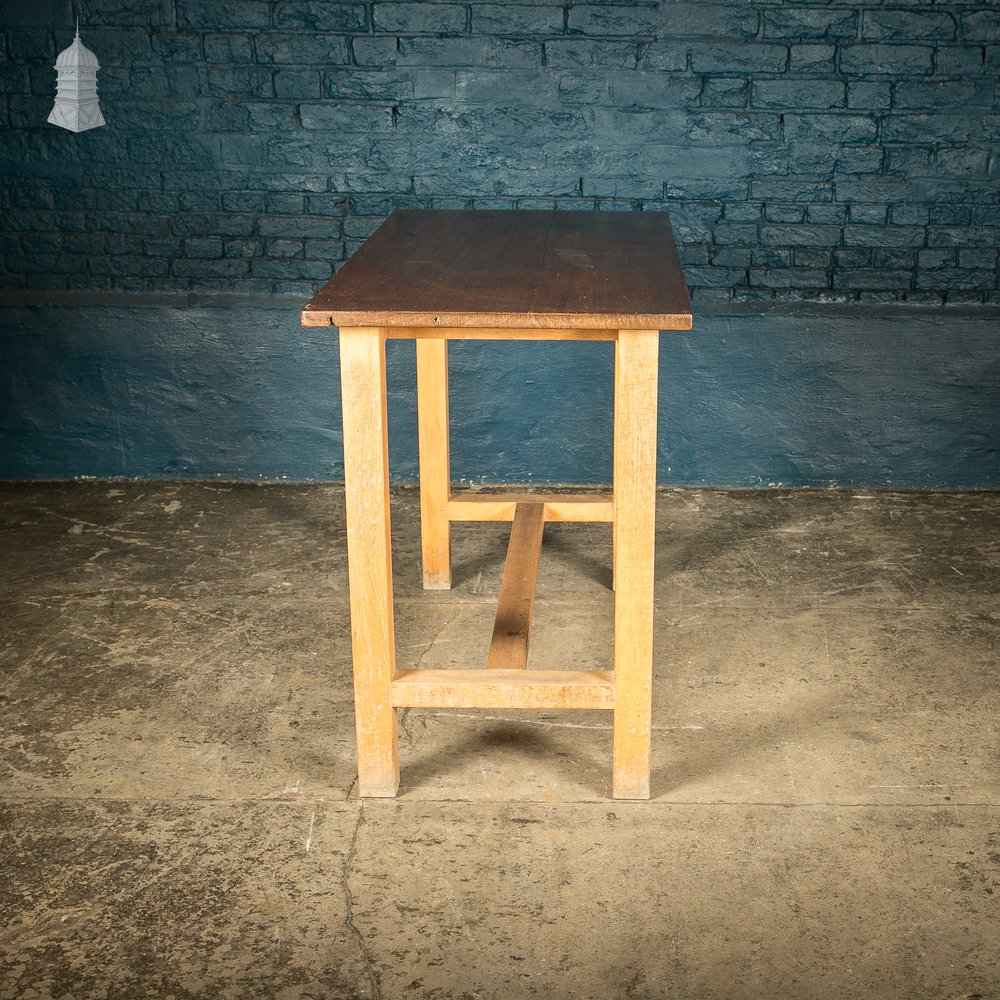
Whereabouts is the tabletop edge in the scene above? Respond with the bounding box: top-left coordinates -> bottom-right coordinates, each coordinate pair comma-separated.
300,308 -> 694,332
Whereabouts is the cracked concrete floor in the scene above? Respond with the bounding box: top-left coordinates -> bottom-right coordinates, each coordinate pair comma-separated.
1,482 -> 998,999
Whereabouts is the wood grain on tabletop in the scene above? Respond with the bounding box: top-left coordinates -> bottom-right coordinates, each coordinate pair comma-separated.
302,209 -> 693,330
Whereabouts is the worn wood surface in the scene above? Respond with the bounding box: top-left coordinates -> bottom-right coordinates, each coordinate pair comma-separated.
611,329 -> 660,800
416,337 -> 452,590
391,669 -> 615,710
447,493 -> 614,523
487,503 -> 545,671
338,326 -> 400,797
302,210 -> 693,331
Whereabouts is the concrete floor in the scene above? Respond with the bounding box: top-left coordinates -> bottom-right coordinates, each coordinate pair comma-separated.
1,482 -> 998,999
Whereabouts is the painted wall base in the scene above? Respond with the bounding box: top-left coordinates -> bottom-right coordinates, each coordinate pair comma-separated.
2,299 -> 997,488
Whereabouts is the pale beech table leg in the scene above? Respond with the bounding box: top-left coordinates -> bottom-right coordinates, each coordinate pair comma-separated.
416,337 -> 452,589
339,326 -> 399,797
612,329 -> 659,800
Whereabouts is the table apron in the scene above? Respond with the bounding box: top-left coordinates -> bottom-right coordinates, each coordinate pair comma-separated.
386,326 -> 618,341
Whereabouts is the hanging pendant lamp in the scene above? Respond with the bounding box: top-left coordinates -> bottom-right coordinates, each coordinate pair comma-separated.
48,21 -> 106,133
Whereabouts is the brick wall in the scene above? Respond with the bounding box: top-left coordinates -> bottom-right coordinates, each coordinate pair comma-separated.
1,0 -> 998,305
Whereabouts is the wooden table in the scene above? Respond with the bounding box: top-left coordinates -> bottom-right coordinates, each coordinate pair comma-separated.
302,209 -> 692,799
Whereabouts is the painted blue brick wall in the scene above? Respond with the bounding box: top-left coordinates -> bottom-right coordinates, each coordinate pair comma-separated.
2,1 -> 998,487
1,0 -> 999,304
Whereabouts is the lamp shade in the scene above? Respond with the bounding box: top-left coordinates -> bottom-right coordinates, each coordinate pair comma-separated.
48,26 -> 105,133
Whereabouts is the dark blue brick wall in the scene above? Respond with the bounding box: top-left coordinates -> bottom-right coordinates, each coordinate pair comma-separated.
1,0 -> 998,305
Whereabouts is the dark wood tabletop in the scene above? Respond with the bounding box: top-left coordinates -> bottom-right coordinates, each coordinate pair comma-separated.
302,209 -> 692,331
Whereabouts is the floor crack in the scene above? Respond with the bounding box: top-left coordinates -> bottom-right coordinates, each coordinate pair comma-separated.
399,706 -> 415,748
411,606 -> 465,670
342,803 -> 381,1000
